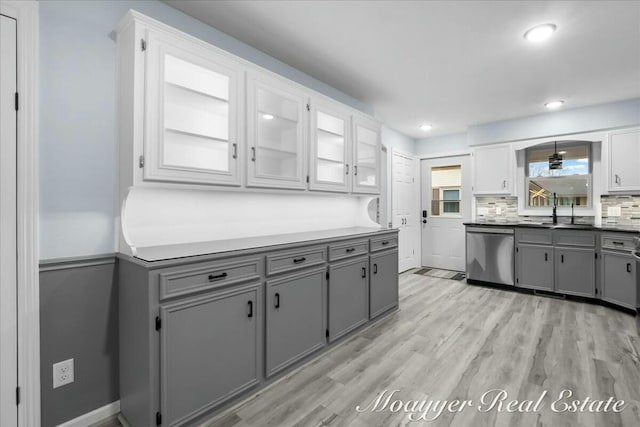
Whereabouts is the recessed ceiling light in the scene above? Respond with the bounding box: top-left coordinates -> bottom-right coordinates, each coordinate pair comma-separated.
524,23 -> 557,43
545,100 -> 564,109
262,114 -> 274,120
419,124 -> 433,131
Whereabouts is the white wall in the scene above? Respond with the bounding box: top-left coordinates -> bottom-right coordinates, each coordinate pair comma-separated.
415,98 -> 640,157
39,0 -> 373,260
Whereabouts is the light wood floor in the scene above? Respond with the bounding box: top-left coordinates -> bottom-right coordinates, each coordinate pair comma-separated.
200,271 -> 640,427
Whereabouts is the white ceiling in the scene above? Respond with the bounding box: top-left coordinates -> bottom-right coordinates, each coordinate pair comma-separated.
165,0 -> 640,139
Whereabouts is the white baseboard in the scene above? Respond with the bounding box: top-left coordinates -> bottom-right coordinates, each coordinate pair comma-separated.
56,401 -> 120,427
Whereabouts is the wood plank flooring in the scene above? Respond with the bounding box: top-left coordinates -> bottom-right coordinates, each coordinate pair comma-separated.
201,271 -> 640,427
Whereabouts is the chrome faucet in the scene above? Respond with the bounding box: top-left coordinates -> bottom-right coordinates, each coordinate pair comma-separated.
552,192 -> 558,224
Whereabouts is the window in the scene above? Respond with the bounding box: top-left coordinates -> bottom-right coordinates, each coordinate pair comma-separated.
431,165 -> 462,216
525,141 -> 592,208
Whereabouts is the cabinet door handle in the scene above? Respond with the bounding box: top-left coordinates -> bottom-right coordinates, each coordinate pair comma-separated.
615,174 -> 621,184
232,143 -> 237,159
544,253 -> 548,262
561,254 -> 565,263
503,180 -> 507,189
362,267 -> 366,278
382,240 -> 389,246
247,300 -> 253,318
293,257 -> 306,264
251,146 -> 256,162
346,248 -> 355,253
627,263 -> 632,273
613,241 -> 624,246
274,293 -> 280,309
374,263 -> 378,274
208,272 -> 228,281
345,164 -> 349,175
354,165 -> 358,176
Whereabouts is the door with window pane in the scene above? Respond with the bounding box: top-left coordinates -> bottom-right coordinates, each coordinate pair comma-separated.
144,31 -> 242,185
247,72 -> 307,189
421,157 -> 471,271
309,101 -> 350,192
352,116 -> 380,194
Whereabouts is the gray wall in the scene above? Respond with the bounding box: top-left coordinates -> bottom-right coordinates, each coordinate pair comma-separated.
39,258 -> 118,426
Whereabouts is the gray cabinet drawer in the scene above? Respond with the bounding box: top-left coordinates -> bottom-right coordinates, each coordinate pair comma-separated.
554,230 -> 596,248
515,229 -> 553,245
265,246 -> 327,276
601,233 -> 635,252
370,235 -> 398,252
328,239 -> 368,261
158,257 -> 261,301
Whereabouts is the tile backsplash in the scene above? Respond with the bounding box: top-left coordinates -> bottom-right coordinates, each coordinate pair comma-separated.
600,195 -> 640,225
475,197 -> 519,222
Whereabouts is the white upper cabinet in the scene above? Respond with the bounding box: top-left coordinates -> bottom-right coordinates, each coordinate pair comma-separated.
309,99 -> 351,193
352,115 -> 381,194
608,128 -> 640,193
246,72 -> 307,189
117,11 -> 380,196
143,29 -> 243,186
472,144 -> 514,195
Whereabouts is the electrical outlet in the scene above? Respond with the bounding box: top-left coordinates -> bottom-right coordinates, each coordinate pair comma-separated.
53,358 -> 74,389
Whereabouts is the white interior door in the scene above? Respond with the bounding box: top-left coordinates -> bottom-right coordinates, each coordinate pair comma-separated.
392,151 -> 418,272
421,155 -> 471,271
0,12 -> 18,427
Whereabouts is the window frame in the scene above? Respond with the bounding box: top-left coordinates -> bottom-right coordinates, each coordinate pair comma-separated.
524,141 -> 593,210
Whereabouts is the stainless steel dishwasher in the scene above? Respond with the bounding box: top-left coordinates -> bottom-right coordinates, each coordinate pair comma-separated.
466,227 -> 515,285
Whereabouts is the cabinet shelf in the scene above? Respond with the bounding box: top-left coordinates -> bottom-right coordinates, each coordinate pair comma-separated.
257,146 -> 298,156
317,127 -> 344,139
317,156 -> 344,165
165,127 -> 229,144
165,81 -> 229,104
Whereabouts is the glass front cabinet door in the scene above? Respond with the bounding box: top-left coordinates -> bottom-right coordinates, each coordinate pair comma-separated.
247,72 -> 307,190
143,30 -> 243,185
352,115 -> 381,194
309,100 -> 351,193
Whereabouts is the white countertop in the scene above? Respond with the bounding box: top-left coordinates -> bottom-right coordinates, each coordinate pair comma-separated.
133,227 -> 393,262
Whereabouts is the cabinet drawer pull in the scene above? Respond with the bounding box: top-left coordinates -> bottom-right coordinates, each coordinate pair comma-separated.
362,267 -> 366,278
251,146 -> 256,162
346,248 -> 356,253
247,300 -> 253,318
293,257 -> 306,264
373,263 -> 378,274
274,293 -> 280,309
232,143 -> 237,159
544,253 -> 548,262
208,272 -> 228,281
382,240 -> 389,246
612,241 -> 624,246
627,263 -> 632,273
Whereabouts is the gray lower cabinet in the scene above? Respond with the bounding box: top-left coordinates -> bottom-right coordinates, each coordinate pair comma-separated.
369,250 -> 399,319
516,244 -> 554,291
160,282 -> 262,427
601,250 -> 637,309
555,247 -> 595,297
265,267 -> 326,377
328,256 -> 369,342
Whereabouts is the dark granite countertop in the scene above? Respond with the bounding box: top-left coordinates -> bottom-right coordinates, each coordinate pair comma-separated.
464,222 -> 640,234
